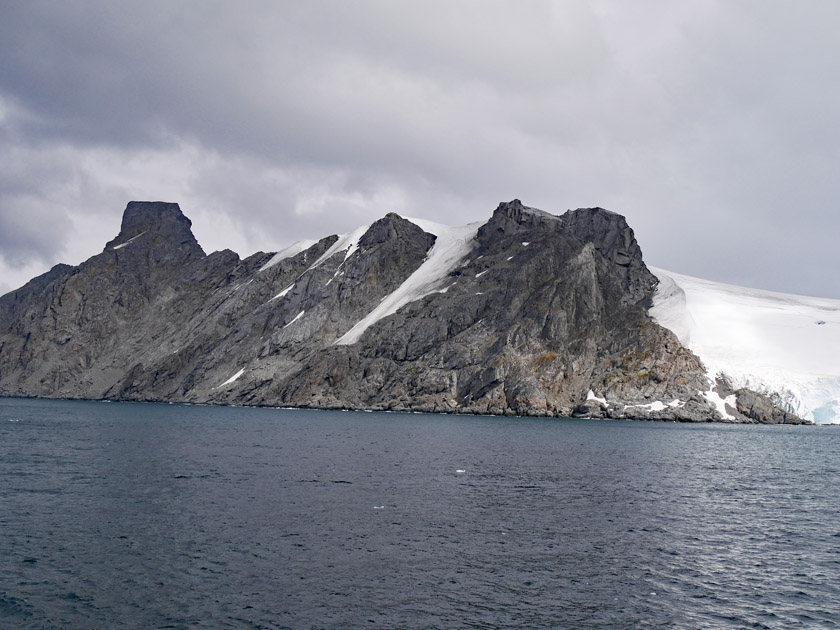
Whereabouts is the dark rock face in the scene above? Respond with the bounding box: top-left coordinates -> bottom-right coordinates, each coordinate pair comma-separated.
734,388 -> 804,424
0,200 -> 805,424
559,206 -> 655,306
0,202 -> 206,398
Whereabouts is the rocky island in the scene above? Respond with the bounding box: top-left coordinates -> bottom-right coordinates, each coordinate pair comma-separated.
0,200 -> 810,423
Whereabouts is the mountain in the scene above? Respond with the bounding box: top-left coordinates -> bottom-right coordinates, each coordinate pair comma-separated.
0,200 -> 820,424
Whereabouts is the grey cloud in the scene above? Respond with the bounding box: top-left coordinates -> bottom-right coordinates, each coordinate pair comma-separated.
0,199 -> 72,268
0,1 -> 838,297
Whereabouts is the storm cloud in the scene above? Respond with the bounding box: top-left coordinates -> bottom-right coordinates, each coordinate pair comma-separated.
1,0 -> 838,297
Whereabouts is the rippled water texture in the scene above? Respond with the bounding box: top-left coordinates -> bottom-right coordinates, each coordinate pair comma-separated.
1,398 -> 839,629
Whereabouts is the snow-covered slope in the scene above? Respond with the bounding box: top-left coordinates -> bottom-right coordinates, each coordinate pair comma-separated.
650,267 -> 840,424
259,239 -> 317,271
335,218 -> 481,345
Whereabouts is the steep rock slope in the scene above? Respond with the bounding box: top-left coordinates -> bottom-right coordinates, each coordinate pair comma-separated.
0,200 -> 805,423
0,202 -> 205,394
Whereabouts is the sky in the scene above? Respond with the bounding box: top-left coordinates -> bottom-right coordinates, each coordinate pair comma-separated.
1,0 -> 838,298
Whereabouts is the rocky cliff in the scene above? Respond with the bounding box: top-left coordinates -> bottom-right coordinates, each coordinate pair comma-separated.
0,200 -> 806,423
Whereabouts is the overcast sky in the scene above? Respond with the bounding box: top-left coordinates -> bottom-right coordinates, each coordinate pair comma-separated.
1,1 -> 838,298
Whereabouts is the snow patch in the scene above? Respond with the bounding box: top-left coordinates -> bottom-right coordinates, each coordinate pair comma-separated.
308,225 -> 370,272
624,400 -> 666,412
624,399 -> 686,413
703,387 -> 737,421
217,368 -> 245,388
270,284 -> 295,302
265,227 -> 369,303
113,231 -> 147,250
587,390 -> 607,406
522,242 -> 530,247
475,270 -> 488,279
335,219 -> 481,345
650,267 -> 840,423
259,239 -> 318,271
283,311 -> 305,328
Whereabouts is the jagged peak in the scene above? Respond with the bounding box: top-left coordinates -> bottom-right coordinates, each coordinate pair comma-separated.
560,206 -> 625,229
104,201 -> 204,255
358,212 -> 436,248
492,199 -> 559,225
118,201 -> 189,236
560,206 -> 636,250
477,199 -> 561,246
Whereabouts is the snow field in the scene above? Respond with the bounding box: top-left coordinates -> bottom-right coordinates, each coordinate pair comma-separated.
650,267 -> 840,423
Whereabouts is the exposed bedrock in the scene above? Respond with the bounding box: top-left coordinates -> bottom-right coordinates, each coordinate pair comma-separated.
0,200 -> 805,424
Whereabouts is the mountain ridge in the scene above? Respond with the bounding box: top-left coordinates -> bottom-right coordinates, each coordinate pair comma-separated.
0,200 -> 814,423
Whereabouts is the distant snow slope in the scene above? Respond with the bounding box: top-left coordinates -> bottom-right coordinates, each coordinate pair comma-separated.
259,239 -> 317,272
335,218 -> 481,346
650,267 -> 840,424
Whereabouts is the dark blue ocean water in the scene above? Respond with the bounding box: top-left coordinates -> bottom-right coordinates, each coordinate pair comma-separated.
1,398 -> 838,629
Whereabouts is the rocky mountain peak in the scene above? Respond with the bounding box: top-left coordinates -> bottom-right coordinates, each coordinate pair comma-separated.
476,200 -> 561,247
358,212 -> 436,249
560,206 -> 656,304
559,206 -> 628,241
104,201 -> 204,255
492,199 -> 560,229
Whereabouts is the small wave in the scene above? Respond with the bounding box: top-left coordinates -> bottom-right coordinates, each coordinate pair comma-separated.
0,592 -> 33,619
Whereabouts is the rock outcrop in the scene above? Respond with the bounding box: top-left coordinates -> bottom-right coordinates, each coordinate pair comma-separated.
0,200 -> 807,423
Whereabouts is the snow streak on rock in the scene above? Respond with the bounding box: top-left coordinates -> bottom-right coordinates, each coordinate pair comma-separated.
334,219 -> 481,346
259,239 -> 317,272
269,284 -> 294,302
112,231 -> 147,250
309,225 -> 370,271
217,368 -> 245,388
283,311 -> 305,329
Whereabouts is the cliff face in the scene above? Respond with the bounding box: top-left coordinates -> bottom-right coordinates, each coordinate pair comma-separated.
0,200 -> 806,423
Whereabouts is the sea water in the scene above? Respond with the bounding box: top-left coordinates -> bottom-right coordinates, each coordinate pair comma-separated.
1,397 -> 838,629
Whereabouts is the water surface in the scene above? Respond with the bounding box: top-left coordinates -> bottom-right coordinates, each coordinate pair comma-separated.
1,398 -> 838,628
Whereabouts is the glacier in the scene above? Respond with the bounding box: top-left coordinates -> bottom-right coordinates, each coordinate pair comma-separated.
650,267 -> 840,424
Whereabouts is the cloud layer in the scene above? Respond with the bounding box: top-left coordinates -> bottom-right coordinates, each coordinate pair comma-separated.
1,1 -> 838,297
